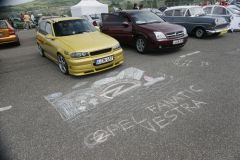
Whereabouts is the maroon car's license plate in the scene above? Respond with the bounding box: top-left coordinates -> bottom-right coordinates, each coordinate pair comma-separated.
173,39 -> 184,45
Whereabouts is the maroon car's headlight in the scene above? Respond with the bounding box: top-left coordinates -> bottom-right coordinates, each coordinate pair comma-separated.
154,32 -> 166,41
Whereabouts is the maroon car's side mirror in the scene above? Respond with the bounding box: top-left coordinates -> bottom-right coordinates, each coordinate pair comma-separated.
92,21 -> 98,26
122,21 -> 129,27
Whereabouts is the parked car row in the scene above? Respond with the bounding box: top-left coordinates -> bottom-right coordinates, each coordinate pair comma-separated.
1,5 -> 238,77
143,4 -> 240,32
160,4 -> 240,32
34,7 -> 238,76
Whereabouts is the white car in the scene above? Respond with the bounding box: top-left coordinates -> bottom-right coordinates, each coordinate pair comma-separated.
142,8 -> 164,17
203,5 -> 240,31
227,5 -> 240,31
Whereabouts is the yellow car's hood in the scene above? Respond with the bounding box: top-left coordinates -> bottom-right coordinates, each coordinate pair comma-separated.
58,31 -> 118,52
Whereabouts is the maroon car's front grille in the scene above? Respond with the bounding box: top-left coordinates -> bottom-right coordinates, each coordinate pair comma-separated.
90,48 -> 112,56
166,31 -> 184,39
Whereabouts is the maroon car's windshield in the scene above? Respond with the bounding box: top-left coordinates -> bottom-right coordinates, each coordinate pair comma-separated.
130,11 -> 165,25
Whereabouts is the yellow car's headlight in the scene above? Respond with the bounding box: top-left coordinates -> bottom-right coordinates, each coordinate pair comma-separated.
112,43 -> 121,51
71,52 -> 89,58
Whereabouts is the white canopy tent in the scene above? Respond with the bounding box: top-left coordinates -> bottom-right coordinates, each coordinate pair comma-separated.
71,0 -> 108,17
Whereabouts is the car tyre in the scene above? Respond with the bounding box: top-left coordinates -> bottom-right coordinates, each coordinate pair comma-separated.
135,36 -> 148,54
57,54 -> 69,75
14,36 -> 20,46
194,28 -> 205,38
15,40 -> 20,46
37,44 -> 45,57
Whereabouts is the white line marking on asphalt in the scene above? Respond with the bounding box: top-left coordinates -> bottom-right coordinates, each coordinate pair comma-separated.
180,51 -> 201,58
0,106 -> 12,112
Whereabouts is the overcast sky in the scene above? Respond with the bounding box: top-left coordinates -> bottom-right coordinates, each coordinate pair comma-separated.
0,0 -> 34,6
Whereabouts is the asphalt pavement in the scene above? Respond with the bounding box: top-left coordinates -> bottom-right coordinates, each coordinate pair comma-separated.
0,30 -> 240,160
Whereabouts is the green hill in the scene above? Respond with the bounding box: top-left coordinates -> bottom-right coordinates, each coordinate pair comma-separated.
0,0 -> 80,17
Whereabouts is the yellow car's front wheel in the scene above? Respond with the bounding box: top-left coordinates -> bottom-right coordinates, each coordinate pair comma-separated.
57,54 -> 69,75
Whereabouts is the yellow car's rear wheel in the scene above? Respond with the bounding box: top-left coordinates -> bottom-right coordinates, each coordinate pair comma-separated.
57,54 -> 69,75
37,44 -> 45,57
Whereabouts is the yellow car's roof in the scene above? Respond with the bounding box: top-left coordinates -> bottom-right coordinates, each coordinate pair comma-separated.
47,17 -> 84,23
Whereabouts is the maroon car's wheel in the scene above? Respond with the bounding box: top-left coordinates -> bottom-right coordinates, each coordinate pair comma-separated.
135,36 -> 147,54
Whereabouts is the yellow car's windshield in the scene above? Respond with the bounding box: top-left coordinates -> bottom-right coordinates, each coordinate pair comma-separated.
53,19 -> 96,37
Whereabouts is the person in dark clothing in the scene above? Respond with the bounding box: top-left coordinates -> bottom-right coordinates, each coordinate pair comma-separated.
133,3 -> 138,9
139,4 -> 144,10
20,13 -> 24,22
7,18 -> 14,27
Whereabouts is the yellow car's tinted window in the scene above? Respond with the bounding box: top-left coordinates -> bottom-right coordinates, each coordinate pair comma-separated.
53,19 -> 96,37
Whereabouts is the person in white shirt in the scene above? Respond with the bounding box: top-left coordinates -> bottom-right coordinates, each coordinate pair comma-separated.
31,14 -> 35,22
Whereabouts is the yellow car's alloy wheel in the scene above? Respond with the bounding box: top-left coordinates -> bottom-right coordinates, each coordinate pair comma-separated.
57,54 -> 68,74
37,44 -> 45,57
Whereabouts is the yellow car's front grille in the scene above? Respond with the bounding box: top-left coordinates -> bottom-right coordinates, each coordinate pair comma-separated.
90,48 -> 112,56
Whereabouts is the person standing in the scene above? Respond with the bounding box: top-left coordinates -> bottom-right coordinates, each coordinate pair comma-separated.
7,18 -> 14,27
31,14 -> 35,23
23,12 -> 31,30
139,4 -> 144,10
20,13 -> 24,22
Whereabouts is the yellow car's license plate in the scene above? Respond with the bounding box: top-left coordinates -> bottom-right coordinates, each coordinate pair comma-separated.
95,56 -> 114,65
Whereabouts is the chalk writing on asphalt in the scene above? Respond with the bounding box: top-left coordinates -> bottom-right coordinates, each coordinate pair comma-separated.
84,85 -> 207,148
173,51 -> 209,67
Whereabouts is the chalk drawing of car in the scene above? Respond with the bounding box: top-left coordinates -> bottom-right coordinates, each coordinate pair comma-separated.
45,67 -> 171,121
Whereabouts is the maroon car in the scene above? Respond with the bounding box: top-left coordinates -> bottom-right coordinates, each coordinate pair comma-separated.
101,10 -> 188,53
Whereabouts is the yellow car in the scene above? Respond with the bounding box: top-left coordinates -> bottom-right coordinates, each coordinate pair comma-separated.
36,17 -> 124,76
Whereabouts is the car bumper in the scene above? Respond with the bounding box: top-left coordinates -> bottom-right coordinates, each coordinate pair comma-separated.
67,49 -> 124,76
206,27 -> 229,35
149,36 -> 188,50
0,35 -> 19,45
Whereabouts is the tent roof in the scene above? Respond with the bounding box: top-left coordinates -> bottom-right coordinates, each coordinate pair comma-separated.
70,0 -> 108,16
71,0 -> 107,8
